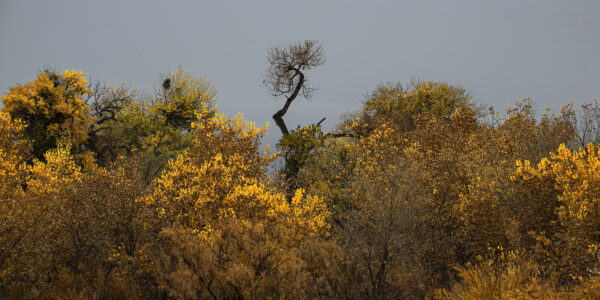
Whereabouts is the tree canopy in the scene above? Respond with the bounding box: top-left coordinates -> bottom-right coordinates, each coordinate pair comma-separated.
2,60 -> 600,299
1,69 -> 92,158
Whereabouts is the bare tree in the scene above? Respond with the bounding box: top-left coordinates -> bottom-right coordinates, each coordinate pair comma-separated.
573,100 -> 600,148
264,40 -> 325,136
84,81 -> 135,165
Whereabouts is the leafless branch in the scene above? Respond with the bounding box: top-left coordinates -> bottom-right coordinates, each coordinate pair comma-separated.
264,40 -> 325,136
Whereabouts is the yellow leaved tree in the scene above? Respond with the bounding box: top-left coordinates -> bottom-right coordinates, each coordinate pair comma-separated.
0,141 -> 84,296
512,143 -> 600,282
1,69 -> 92,159
152,67 -> 216,130
0,113 -> 30,289
341,79 -> 475,137
144,107 -> 330,298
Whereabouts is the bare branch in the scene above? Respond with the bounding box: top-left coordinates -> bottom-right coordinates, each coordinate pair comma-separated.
317,117 -> 327,127
264,40 -> 325,136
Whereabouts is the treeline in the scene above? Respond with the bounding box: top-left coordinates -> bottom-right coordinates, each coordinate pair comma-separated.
2,64 -> 600,299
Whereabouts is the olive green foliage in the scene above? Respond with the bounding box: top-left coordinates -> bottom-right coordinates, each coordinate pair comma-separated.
277,123 -> 326,192
85,67 -> 216,180
152,67 -> 216,129
341,79 -> 476,136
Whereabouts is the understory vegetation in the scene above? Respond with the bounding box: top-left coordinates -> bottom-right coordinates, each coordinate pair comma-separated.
2,63 -> 600,299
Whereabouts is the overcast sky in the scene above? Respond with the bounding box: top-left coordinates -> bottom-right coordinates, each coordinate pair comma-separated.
1,0 -> 599,147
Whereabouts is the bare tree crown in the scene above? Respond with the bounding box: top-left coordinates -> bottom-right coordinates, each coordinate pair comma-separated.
263,40 -> 325,100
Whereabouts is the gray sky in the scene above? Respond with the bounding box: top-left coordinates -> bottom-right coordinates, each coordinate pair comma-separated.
1,0 -> 599,147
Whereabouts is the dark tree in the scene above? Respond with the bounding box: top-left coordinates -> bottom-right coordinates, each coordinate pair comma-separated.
264,40 -> 325,136
84,81 -> 134,166
263,40 -> 325,200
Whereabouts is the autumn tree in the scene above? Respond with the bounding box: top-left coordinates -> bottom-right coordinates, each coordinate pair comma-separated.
152,67 -> 216,130
1,69 -> 92,159
143,107 -> 330,298
340,79 -> 475,137
0,113 -> 31,296
84,67 -> 217,179
0,145 -> 85,297
300,87 -> 578,296
509,143 -> 600,283
495,98 -> 575,163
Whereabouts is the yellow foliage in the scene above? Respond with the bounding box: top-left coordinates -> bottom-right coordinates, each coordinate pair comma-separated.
152,67 -> 216,129
4,69 -> 600,298
143,109 -> 330,297
342,79 -> 474,136
1,70 -> 92,157
435,258 -> 563,300
0,113 -> 30,283
146,109 -> 329,239
512,143 -> 600,281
